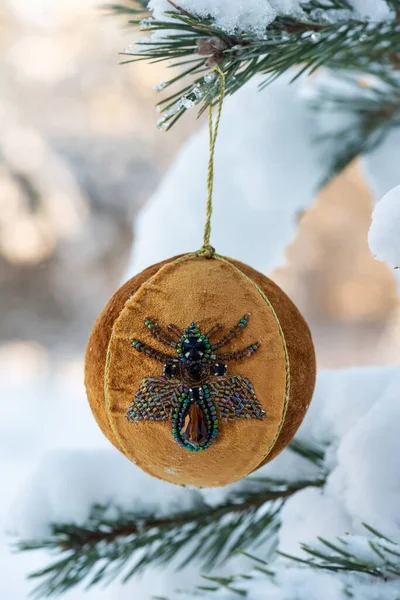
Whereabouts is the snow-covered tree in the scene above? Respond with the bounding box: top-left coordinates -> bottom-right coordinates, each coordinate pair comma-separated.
12,1 -> 400,599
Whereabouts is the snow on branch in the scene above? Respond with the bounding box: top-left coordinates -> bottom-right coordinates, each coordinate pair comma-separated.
13,365 -> 400,598
112,0 -> 400,131
202,528 -> 400,599
149,0 -> 300,36
125,75 -> 321,276
150,0 -> 394,34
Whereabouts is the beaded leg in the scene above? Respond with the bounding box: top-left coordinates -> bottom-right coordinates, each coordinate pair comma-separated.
144,318 -> 178,348
211,314 -> 251,350
206,323 -> 223,338
168,324 -> 184,339
131,339 -> 179,363
215,341 -> 260,361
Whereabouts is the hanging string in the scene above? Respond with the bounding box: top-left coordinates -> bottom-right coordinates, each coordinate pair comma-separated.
197,65 -> 225,259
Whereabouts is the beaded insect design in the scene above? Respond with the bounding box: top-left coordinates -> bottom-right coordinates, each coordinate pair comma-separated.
127,314 -> 266,452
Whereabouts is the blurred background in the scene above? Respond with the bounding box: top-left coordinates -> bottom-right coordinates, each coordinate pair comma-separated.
2,0 -> 400,370
1,0 -> 400,596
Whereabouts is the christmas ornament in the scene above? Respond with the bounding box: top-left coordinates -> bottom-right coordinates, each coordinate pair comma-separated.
84,68 -> 316,487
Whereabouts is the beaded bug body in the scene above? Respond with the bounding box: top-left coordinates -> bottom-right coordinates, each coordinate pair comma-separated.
127,314 -> 266,452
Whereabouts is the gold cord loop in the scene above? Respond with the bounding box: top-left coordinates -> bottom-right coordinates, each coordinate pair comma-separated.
197,244 -> 215,258
197,65 -> 225,259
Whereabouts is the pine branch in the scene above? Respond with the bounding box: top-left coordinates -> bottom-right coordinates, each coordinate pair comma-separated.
197,526 -> 400,597
17,472 -> 325,598
278,525 -> 400,579
288,437 -> 326,467
309,71 -> 400,186
103,0 -> 148,17
112,1 -> 400,130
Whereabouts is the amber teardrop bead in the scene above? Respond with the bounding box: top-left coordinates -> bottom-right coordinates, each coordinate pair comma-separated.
181,403 -> 208,445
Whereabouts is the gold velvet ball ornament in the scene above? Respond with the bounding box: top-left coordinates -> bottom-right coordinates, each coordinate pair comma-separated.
85,253 -> 316,488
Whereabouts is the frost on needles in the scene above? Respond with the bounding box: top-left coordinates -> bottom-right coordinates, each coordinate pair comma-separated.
115,0 -> 400,186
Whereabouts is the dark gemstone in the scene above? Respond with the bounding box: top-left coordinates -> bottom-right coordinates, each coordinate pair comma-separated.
191,387 -> 200,398
181,402 -> 209,446
213,363 -> 227,377
186,361 -> 204,382
181,336 -> 206,360
163,363 -> 176,378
